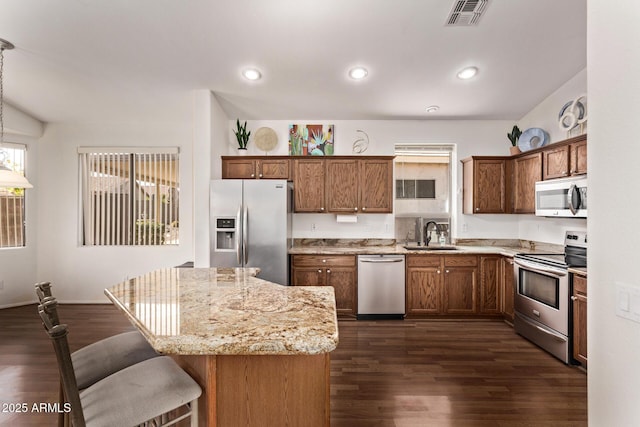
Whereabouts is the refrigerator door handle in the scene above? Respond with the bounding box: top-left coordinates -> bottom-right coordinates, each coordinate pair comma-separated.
242,204 -> 248,265
236,205 -> 242,265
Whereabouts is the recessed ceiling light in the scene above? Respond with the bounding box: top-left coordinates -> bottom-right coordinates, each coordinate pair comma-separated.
425,105 -> 440,113
348,67 -> 368,80
242,68 -> 262,81
457,66 -> 478,80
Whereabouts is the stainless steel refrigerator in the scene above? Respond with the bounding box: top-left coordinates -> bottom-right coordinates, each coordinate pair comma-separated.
210,179 -> 292,285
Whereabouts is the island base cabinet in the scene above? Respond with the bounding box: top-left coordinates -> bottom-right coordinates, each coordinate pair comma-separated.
173,353 -> 331,426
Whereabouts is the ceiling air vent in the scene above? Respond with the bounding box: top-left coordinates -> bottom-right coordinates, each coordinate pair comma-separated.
446,0 -> 489,26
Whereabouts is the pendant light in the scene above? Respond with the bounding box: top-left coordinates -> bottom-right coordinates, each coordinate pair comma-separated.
0,38 -> 32,189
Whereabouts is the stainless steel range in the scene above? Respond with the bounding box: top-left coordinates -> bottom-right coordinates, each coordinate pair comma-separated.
513,231 -> 587,363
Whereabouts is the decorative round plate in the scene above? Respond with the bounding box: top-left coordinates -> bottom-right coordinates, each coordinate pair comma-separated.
558,99 -> 585,131
254,127 -> 278,152
518,128 -> 550,151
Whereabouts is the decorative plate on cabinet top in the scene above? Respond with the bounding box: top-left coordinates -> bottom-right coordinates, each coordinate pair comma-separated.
518,127 -> 550,151
254,127 -> 278,153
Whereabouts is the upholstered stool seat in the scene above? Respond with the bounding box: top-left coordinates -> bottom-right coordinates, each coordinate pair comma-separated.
79,356 -> 201,426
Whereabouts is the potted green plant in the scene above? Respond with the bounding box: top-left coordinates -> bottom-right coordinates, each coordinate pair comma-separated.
234,119 -> 251,154
507,125 -> 522,155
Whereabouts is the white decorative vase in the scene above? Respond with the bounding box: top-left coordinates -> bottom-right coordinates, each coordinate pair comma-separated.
237,148 -> 248,156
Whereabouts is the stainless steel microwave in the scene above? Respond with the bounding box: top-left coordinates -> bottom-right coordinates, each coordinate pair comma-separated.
535,176 -> 587,218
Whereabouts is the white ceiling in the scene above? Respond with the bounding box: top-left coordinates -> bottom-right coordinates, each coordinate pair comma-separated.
0,0 -> 586,124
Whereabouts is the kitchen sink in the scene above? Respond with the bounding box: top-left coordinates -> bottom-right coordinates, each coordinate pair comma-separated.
403,245 -> 460,251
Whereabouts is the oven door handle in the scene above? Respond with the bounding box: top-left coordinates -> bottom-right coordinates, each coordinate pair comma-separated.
513,258 -> 567,277
515,312 -> 568,343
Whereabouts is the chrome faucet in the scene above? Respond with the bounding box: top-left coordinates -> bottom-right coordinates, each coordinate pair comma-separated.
423,221 -> 441,246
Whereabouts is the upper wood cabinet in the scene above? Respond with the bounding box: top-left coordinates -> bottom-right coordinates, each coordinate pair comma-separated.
295,156 -> 394,214
461,134 -> 587,216
221,156 -> 290,180
542,134 -> 587,180
462,157 -> 509,214
513,152 -> 542,214
293,158 -> 326,213
326,159 -> 359,213
359,158 -> 393,213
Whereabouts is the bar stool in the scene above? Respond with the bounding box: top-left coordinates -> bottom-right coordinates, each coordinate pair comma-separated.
38,300 -> 201,426
36,282 -> 161,426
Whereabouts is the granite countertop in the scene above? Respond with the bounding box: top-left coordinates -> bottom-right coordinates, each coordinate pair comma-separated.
104,267 -> 339,356
288,238 -> 563,257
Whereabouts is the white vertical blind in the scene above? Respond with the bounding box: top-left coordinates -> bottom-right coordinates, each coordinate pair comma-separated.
79,147 -> 179,246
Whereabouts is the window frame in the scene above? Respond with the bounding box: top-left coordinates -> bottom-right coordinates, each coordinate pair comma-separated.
0,142 -> 29,249
78,146 -> 180,247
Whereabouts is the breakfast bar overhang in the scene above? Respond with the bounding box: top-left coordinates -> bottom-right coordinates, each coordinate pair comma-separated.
105,267 -> 338,426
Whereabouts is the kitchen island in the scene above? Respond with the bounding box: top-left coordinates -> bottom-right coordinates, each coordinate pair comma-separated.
105,267 -> 338,426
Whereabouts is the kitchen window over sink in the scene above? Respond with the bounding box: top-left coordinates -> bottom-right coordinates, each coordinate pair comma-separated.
78,147 -> 179,246
394,144 -> 454,242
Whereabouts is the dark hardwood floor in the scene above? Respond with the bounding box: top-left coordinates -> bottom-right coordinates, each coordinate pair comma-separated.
0,304 -> 587,426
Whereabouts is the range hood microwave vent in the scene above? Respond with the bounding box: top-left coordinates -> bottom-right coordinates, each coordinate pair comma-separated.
446,0 -> 489,26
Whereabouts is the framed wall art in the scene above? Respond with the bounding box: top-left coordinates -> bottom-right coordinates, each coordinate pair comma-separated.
288,124 -> 334,155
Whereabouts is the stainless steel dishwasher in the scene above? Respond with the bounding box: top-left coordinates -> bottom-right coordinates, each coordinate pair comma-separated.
357,254 -> 406,319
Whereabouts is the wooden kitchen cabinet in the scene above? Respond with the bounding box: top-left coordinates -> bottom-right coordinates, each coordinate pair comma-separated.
406,255 -> 442,315
358,158 -> 393,213
462,157 -> 509,214
543,134 -> 588,180
295,156 -> 393,214
479,255 -> 502,315
326,159 -> 359,213
501,256 -> 515,323
513,152 -> 542,214
293,158 -> 326,212
572,273 -> 588,367
443,256 -> 478,314
406,255 -> 478,316
221,156 -> 290,180
325,157 -> 393,214
291,255 -> 357,317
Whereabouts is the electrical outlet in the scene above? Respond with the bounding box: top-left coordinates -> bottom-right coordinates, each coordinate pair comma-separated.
0,280 -> 4,291
462,223 -> 468,233
311,223 -> 316,231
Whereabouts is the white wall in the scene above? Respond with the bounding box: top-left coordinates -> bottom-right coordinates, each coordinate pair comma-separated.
518,68 -> 587,144
588,1 -> 640,424
36,120 -> 195,302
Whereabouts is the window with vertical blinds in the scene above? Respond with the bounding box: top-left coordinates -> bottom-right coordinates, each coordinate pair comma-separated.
0,143 -> 27,248
78,147 -> 179,246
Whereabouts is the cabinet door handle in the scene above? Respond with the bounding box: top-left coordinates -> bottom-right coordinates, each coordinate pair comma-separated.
437,270 -> 441,274
571,296 -> 577,301
322,259 -> 326,263
327,269 -> 331,274
259,173 -> 263,178
445,270 -> 450,273
475,208 -> 480,212
354,207 -> 358,211
250,173 -> 255,178
320,207 -> 325,211
317,269 -> 322,274
362,207 -> 366,211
